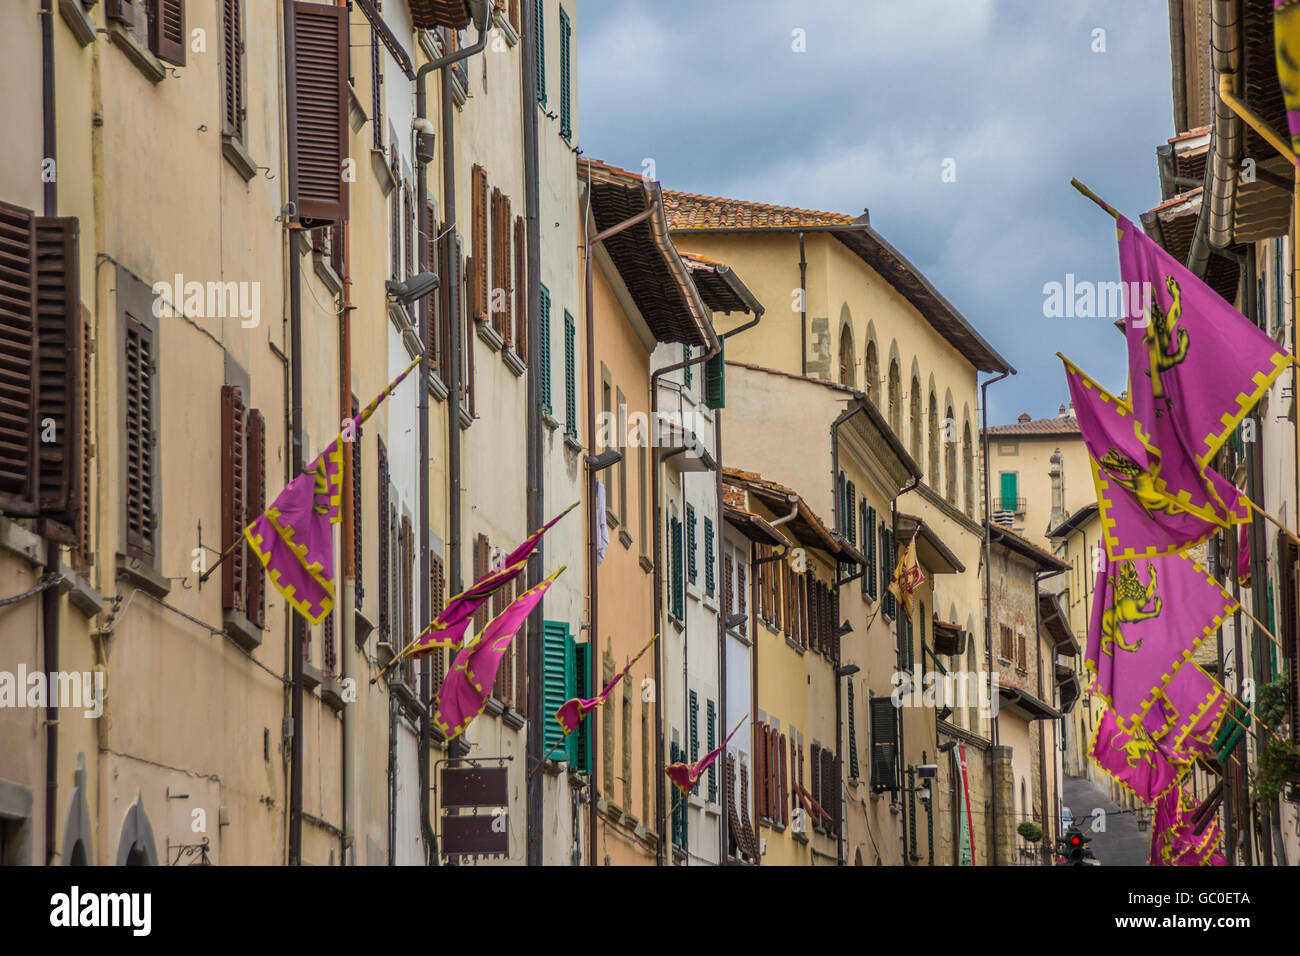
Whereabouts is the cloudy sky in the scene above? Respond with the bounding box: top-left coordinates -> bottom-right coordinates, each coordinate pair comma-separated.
577,0 -> 1175,423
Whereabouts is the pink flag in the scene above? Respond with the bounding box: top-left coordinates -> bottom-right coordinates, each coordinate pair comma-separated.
1139,662 -> 1229,765
1086,552 -> 1235,730
410,501 -> 579,655
1238,523 -> 1252,588
1148,788 -> 1222,866
1276,0 -> 1300,154
555,632 -> 658,736
1117,216 -> 1289,474
1062,356 -> 1243,561
432,567 -> 564,741
246,357 -> 420,624
1090,709 -> 1186,804
666,716 -> 747,796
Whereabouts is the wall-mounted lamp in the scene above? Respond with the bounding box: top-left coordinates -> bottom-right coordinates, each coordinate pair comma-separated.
724,612 -> 747,629
585,449 -> 623,472
386,271 -> 439,304
835,664 -> 859,678
836,620 -> 853,638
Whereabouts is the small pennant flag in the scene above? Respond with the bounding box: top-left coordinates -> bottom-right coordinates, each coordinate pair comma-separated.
555,633 -> 658,736
666,715 -> 746,796
887,533 -> 925,621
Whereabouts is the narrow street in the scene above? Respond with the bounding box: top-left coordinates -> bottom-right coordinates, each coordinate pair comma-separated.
1061,775 -> 1149,866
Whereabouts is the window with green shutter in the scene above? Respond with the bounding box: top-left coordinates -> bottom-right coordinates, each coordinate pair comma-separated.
689,690 -> 700,795
543,620 -> 589,771
998,471 -> 1018,513
558,6 -> 571,140
704,339 -> 725,409
847,682 -> 859,779
868,695 -> 900,793
670,739 -> 688,848
706,699 -> 717,801
862,502 -> 875,598
704,517 -> 715,597
683,345 -> 693,389
686,505 -> 697,584
563,309 -> 576,438
539,284 -> 551,415
670,516 -> 684,619
534,0 -> 546,107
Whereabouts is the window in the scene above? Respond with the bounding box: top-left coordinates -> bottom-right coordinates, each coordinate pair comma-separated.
862,502 -> 876,599
220,385 -> 264,621
377,439 -> 390,642
864,341 -> 879,406
638,445 -> 648,557
847,682 -> 859,779
1017,629 -> 1027,671
909,376 -> 921,459
686,505 -> 697,584
839,329 -> 854,386
878,524 -> 895,619
286,0 -> 347,226
470,165 -> 489,323
997,441 -> 1019,456
724,542 -> 747,637
944,405 -> 957,504
868,695 -> 900,793
539,284 -> 552,415
887,359 -> 901,433
370,3 -> 384,150
123,317 -> 157,563
558,6 -> 572,140
704,517 -> 715,597
683,344 -> 693,390
513,216 -> 527,362
222,0 -> 245,142
669,514 -> 685,620
542,620 -> 589,770
534,0 -> 546,106
429,553 -> 446,696
927,391 -> 939,486
563,310 -> 577,438
491,188 -> 512,345
998,472 -> 1019,513
615,387 -> 627,523
689,690 -> 700,795
963,423 -> 974,516
1000,624 -> 1014,661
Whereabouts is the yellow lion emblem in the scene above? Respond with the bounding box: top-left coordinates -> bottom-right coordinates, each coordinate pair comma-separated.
1101,560 -> 1160,655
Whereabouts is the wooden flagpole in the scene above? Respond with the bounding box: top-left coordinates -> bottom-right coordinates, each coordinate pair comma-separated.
1244,493 -> 1300,546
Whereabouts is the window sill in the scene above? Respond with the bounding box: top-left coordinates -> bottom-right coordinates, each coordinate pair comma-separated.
503,708 -> 526,731
223,608 -> 263,653
59,0 -> 96,47
639,554 -> 654,574
222,135 -> 258,183
484,697 -> 505,717
495,12 -> 520,46
354,607 -> 376,646
58,565 -> 104,619
428,371 -> 448,402
116,553 -> 170,600
619,528 -> 633,551
370,148 -> 397,196
388,298 -> 413,334
563,434 -> 583,455
450,67 -> 468,109
313,253 -> 343,297
459,405 -> 473,430
109,22 -> 166,84
503,347 -> 526,377
785,637 -> 805,655
476,320 -> 504,352
303,661 -> 323,693
0,518 -> 43,567
542,411 -> 559,432
605,510 -> 620,531
347,83 -> 368,134
321,679 -> 347,713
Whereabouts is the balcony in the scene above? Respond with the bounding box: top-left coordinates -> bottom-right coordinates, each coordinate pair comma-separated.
993,496 -> 1026,515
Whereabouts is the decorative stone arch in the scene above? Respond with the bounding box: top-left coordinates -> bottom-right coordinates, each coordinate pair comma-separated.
886,341 -> 902,434
61,753 -> 94,866
114,794 -> 159,866
863,320 -> 880,406
837,306 -> 856,387
943,389 -> 957,504
908,357 -> 922,460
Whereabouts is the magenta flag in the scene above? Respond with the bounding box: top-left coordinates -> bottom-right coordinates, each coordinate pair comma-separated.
410,500 -> 579,655
1238,523 -> 1252,588
1117,216 -> 1290,472
555,632 -> 658,736
1148,788 -> 1222,866
666,716 -> 746,795
1062,356 -> 1242,560
1091,709 -> 1186,804
433,567 -> 564,740
1140,662 -> 1229,765
246,357 -> 420,624
1278,0 -> 1300,152
1086,552 -> 1235,730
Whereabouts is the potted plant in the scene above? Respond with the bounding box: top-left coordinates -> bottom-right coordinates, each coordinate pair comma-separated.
1017,820 -> 1043,843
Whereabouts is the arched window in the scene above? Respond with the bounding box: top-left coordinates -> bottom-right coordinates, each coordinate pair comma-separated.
839,328 -> 855,387
962,422 -> 974,516
927,392 -> 939,487
864,341 -> 879,406
909,376 -> 922,460
944,405 -> 957,504
887,360 -> 901,434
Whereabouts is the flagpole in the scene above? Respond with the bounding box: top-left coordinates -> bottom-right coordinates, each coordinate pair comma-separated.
527,738 -> 569,782
1070,178 -> 1120,221
1234,604 -> 1284,652
1244,494 -> 1300,547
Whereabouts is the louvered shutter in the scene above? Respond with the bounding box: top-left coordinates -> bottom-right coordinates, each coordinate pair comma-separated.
377,439 -> 390,642
558,6 -> 571,139
0,202 -> 38,515
739,760 -> 757,858
778,732 -> 789,826
769,724 -> 781,820
723,552 -> 733,622
350,396 -> 363,610
689,689 -> 699,794
34,216 -> 82,526
123,318 -> 156,561
106,0 -> 137,25
704,517 -> 715,597
737,561 -> 747,636
809,743 -> 821,813
796,573 -> 807,648
220,385 -> 246,612
847,681 -> 859,779
244,409 -> 265,627
285,0 -> 347,226
534,0 -> 545,105
473,533 -> 490,633
563,310 -> 576,438
706,699 -> 717,802
222,0 -> 244,139
73,314 -> 92,570
147,0 -> 186,66
470,165 -> 488,322
869,695 -> 899,792
686,505 -> 697,583
539,283 -> 551,413
429,555 -> 446,695
755,723 -> 767,819
513,216 -> 527,362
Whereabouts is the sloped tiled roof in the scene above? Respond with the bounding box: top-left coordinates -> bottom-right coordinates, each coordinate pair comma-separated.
985,416 -> 1081,437
664,190 -> 857,231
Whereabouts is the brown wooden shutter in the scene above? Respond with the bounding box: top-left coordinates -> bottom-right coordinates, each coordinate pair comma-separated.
350,396 -> 363,610
285,0 -> 347,227
245,408 -> 266,627
403,187 -> 414,282
755,723 -> 767,819
402,516 -> 414,642
514,581 -> 527,708
73,312 -> 93,571
778,732 -> 789,826
796,574 -> 807,648
739,759 -> 757,858
513,216 -> 526,362
463,240 -> 475,416
0,201 -> 38,516
33,216 -> 82,528
436,219 -> 452,383
493,190 -> 512,345
737,561 -> 746,636
220,385 -> 246,612
222,0 -> 244,139
147,0 -> 187,67
430,554 -> 446,694
470,165 -> 488,322
473,533 -> 490,633
782,564 -> 793,639
810,743 -> 821,811
722,553 -> 733,621
106,0 -> 137,26
323,612 -> 336,676
123,317 -> 155,561
377,438 -> 390,642
423,201 -> 437,373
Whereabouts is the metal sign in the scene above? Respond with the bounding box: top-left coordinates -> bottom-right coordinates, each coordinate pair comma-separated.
441,766 -> 508,809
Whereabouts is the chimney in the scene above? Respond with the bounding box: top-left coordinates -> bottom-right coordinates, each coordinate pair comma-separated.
1017,412 -> 1031,424
1049,448 -> 1066,529
1058,403 -> 1067,418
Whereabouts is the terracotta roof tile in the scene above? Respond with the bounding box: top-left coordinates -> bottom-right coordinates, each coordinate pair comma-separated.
663,189 -> 856,231
985,416 -> 1081,437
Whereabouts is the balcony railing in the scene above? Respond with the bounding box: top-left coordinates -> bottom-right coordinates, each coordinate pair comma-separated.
993,496 -> 1026,514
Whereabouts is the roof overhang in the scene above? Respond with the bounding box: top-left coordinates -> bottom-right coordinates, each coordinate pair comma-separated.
1038,591 -> 1079,657
998,687 -> 1063,722
724,469 -> 842,557
1046,502 -> 1098,540
680,253 -> 762,315
408,0 -> 472,30
723,506 -> 790,548
988,523 -> 1070,572
896,514 -> 965,573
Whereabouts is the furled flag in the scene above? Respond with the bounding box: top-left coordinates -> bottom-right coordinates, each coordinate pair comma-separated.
1061,355 -> 1245,561
887,532 -> 926,621
1090,708 -> 1187,804
1138,662 -> 1230,766
245,356 -> 421,624
1150,788 -> 1225,867
666,715 -> 747,796
1116,216 -> 1290,477
408,500 -> 579,657
554,632 -> 658,736
432,566 -> 565,741
1238,523 -> 1252,588
1086,551 -> 1235,731
1276,0 -> 1300,153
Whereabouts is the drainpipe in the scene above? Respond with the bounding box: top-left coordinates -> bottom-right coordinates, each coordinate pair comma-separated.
287,230 -> 305,866
798,232 -> 807,376
716,307 -> 763,865
581,199 -> 660,865
40,0 -> 59,866
339,169 -> 356,866
980,367 -> 1011,865
520,0 -> 546,868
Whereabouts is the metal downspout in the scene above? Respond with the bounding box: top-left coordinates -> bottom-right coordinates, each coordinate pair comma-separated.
980,368 -> 1011,864
799,232 -> 807,376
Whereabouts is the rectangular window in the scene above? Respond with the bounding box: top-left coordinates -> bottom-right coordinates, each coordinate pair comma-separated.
670,515 -> 684,620
868,695 -> 900,793
542,620 -> 588,771
558,5 -> 572,140
638,444 -> 648,557
683,344 -> 693,390
471,165 -> 489,323
689,689 -> 700,795
1000,624 -> 1014,661
539,284 -> 551,415
123,317 -> 157,562
534,0 -> 545,106
491,187 -> 511,344
998,472 -> 1019,512
706,698 -> 717,802
563,309 -> 577,438
286,0 -> 348,225
686,504 -> 697,584
220,385 -> 247,614
245,409 -> 265,626
615,387 -> 627,523
704,516 -> 715,597
513,216 -> 527,361
222,0 -> 244,141
377,439 -> 390,642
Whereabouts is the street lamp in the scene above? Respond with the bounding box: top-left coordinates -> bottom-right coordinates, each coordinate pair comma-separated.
385,271 -> 439,304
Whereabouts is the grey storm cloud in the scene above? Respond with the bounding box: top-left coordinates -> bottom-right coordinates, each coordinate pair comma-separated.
577,0 -> 1175,423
